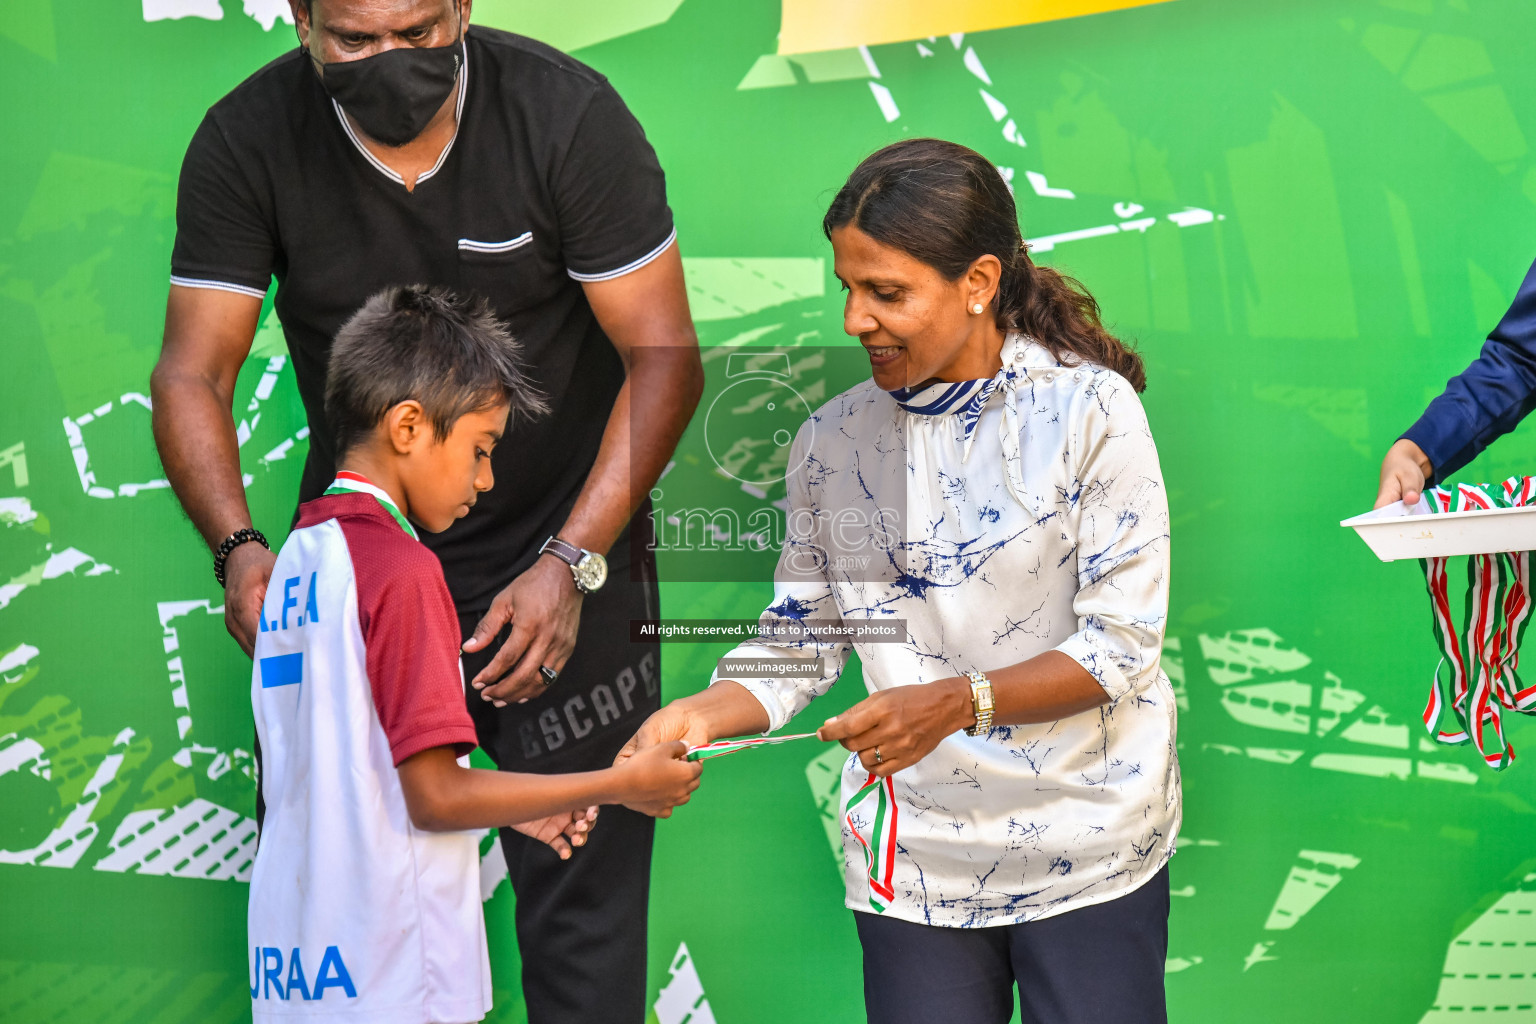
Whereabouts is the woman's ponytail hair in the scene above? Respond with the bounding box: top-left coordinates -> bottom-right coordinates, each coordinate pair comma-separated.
823,138 -> 1146,392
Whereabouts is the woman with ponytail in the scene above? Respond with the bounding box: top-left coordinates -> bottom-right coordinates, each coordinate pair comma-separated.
623,139 -> 1178,1023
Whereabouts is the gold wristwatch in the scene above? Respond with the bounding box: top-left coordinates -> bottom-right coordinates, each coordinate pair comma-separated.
964,670 -> 995,736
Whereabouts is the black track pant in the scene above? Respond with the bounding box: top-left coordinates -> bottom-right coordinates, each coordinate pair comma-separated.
460,538 -> 661,1024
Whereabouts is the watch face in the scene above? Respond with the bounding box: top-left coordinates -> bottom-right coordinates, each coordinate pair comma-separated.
574,552 -> 607,592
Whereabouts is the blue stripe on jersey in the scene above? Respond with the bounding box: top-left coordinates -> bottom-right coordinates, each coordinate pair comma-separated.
260,652 -> 304,688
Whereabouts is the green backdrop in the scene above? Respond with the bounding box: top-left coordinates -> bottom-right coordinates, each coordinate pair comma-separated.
5,0 -> 1536,1020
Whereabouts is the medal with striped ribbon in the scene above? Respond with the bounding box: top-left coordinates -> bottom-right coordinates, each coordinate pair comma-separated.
844,771 -> 898,912
1419,477 -> 1536,770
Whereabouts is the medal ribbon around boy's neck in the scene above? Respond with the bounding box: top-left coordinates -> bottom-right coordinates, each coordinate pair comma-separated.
326,470 -> 419,540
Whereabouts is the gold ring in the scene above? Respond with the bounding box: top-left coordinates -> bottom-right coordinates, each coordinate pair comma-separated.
874,746 -> 884,765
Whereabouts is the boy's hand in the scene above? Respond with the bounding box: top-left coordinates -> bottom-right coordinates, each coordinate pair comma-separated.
510,806 -> 599,861
614,740 -> 701,818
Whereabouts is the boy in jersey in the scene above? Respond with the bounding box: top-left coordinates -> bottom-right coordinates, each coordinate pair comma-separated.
248,285 -> 701,1024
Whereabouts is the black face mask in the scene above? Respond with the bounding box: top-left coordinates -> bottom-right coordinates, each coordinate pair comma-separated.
314,31 -> 462,147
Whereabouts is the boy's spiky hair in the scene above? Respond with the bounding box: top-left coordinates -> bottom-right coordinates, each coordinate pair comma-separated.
325,284 -> 547,455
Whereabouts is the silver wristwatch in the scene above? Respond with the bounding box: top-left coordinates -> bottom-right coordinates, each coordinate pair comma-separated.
539,536 -> 607,594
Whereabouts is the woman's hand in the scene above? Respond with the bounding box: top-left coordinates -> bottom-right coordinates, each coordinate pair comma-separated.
818,679 -> 974,777
613,701 -> 713,768
614,681 -> 774,767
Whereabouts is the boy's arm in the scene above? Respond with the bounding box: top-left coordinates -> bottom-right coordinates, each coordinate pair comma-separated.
397,741 -> 700,834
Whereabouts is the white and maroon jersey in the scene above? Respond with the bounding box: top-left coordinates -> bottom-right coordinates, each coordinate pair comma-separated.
249,485 -> 489,1024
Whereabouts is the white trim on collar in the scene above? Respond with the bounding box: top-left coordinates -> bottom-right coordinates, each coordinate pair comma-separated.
330,37 -> 469,188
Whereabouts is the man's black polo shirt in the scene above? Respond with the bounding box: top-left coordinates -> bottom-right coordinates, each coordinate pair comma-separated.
170,26 -> 674,610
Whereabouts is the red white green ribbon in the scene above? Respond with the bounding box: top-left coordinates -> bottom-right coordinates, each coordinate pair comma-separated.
1420,477 -> 1536,770
689,735 -> 903,909
685,732 -> 821,762
324,471 -> 418,540
844,771 -> 898,912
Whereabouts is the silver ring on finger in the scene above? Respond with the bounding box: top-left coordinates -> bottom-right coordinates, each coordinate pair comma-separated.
873,745 -> 884,765
539,665 -> 559,687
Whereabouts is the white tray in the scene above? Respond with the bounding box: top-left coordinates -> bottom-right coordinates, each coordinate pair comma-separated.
1342,499 -> 1536,561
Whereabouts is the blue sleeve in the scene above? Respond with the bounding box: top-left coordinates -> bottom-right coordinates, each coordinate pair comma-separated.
1402,257 -> 1536,483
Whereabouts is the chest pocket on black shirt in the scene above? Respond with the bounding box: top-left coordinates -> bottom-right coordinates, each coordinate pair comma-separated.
458,231 -> 534,264
457,229 -> 554,316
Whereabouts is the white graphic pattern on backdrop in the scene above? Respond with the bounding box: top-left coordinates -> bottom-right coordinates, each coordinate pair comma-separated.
653,943 -> 717,1024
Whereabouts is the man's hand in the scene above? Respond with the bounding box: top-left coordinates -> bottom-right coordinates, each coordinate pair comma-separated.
224,542 -> 277,657
510,806 -> 599,861
463,556 -> 581,707
614,702 -> 714,768
1376,438 -> 1435,510
817,681 -> 974,778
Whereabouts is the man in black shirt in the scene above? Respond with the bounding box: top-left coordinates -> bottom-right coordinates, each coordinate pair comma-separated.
148,1 -> 703,1020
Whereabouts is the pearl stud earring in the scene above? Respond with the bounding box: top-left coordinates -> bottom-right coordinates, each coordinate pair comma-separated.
972,303 -> 985,315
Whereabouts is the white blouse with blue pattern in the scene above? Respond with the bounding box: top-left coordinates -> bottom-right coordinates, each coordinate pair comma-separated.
712,333 -> 1181,928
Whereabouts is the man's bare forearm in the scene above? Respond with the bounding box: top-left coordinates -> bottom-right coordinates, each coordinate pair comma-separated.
557,346 -> 704,556
151,370 -> 257,551
151,286 -> 265,552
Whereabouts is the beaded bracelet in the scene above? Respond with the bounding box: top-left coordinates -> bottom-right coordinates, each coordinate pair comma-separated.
214,527 -> 269,588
